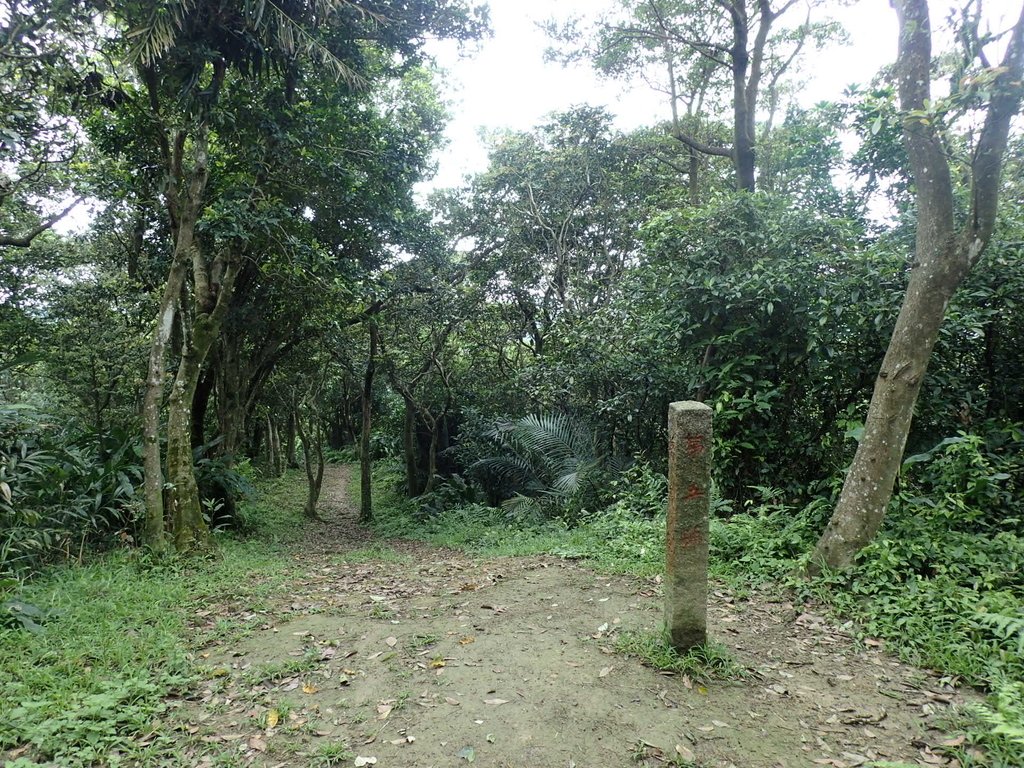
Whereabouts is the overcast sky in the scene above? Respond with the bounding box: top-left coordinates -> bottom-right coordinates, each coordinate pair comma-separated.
419,0 -> 1016,193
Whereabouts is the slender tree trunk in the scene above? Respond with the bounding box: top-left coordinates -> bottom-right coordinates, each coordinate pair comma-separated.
424,421 -> 440,494
807,0 -> 1024,574
272,418 -> 284,475
403,398 -> 421,497
360,324 -> 377,522
141,222 -> 202,551
284,411 -> 298,468
296,411 -> 324,519
729,6 -> 756,193
266,413 -> 278,476
167,311 -> 233,550
807,250 -> 962,572
191,365 -> 215,449
141,261 -> 188,552
164,237 -> 240,551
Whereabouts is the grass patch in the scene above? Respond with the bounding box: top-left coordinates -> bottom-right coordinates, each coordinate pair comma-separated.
331,543 -> 412,564
613,629 -> 748,682
0,470 -> 314,767
243,649 -> 321,686
367,460 -> 666,575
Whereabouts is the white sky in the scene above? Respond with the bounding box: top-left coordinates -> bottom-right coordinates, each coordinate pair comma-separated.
420,0 -> 1018,193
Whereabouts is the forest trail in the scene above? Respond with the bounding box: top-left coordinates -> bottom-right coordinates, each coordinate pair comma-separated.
180,466 -> 977,768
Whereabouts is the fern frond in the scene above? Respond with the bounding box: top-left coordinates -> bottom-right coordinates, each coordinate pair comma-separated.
501,493 -> 543,520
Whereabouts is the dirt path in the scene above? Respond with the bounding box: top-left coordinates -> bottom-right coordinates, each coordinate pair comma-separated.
180,466 -> 977,768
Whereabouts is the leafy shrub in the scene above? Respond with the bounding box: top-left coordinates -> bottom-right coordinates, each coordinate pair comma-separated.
468,411 -> 626,520
0,406 -> 143,576
898,423 -> 1023,537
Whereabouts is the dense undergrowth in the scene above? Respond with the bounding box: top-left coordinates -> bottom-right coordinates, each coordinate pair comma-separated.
367,423 -> 1024,768
0,472 -> 310,768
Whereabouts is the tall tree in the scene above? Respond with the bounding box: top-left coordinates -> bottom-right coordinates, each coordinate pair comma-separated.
808,0 -> 1024,574
549,0 -> 828,192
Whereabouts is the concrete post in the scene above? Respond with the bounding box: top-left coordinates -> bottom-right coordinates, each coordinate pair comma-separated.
665,401 -> 712,651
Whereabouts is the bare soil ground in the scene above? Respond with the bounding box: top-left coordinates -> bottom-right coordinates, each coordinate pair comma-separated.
177,466 -> 979,768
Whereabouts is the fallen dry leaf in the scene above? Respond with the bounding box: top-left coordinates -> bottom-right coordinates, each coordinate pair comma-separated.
266,709 -> 279,729
675,744 -> 695,761
385,636 -> 398,647
376,704 -> 393,720
483,698 -> 509,706
354,757 -> 378,767
599,666 -> 613,678
302,682 -> 318,694
247,735 -> 267,752
459,636 -> 475,645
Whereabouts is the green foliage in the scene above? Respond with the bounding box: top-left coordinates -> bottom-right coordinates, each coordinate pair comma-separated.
0,557 -> 193,765
468,411 -> 624,520
970,681 -> 1024,750
0,406 -> 143,577
613,631 -> 747,682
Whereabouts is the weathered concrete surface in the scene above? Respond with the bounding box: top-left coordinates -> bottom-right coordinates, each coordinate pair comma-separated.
665,401 -> 712,651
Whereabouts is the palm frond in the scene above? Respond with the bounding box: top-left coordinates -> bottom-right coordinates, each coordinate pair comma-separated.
500,493 -> 543,520
126,0 -> 371,86
126,0 -> 197,67
512,412 -> 595,465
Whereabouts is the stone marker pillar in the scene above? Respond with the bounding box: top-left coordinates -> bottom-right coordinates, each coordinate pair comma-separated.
665,401 -> 712,652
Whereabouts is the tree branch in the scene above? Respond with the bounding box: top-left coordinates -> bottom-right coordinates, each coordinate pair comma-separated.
670,130 -> 733,158
0,197 -> 83,247
963,1 -> 1024,264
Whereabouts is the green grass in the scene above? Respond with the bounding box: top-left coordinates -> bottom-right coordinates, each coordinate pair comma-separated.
613,630 -> 748,682
310,740 -> 354,767
367,462 -> 666,575
0,470 -> 314,767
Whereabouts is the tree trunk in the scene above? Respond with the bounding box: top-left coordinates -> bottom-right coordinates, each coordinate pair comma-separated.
191,364 -> 215,449
296,410 -> 324,519
360,324 -> 377,522
272,417 -> 284,475
266,413 -> 279,476
729,5 -> 756,193
141,263 -> 188,552
284,410 -> 298,468
807,248 -> 962,572
807,0 -> 1024,574
167,313 -> 230,551
424,421 -> 440,494
403,398 -> 422,497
